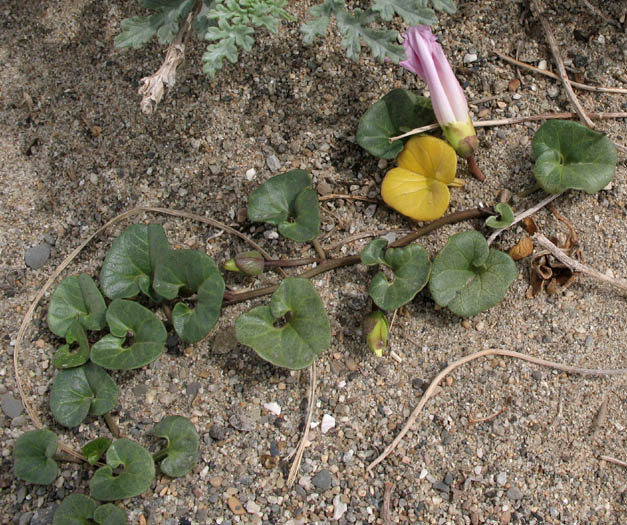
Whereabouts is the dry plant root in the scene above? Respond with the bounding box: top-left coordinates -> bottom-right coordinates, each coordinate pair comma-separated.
367,348 -> 627,473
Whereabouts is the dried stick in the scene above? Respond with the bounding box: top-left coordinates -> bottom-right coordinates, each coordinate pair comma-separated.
533,233 -> 627,293
367,348 -> 627,473
13,206 -> 284,463
530,0 -> 595,128
487,193 -> 561,245
287,363 -> 317,487
580,0 -> 621,28
495,52 -> 627,94
319,194 -> 379,203
138,1 -> 202,114
382,482 -> 395,525
468,397 -> 510,425
323,229 -> 412,253
389,112 -> 627,142
600,455 -> 627,468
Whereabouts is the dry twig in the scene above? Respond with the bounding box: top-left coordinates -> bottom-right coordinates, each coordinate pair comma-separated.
367,348 -> 627,473
468,397 -> 510,425
388,112 -> 627,143
530,0 -> 595,128
580,0 -> 621,28
287,363 -> 317,487
487,193 -> 561,245
138,2 -> 202,114
590,392 -> 608,440
533,233 -> 627,293
495,52 -> 627,94
382,482 -> 395,525
600,455 -> 627,468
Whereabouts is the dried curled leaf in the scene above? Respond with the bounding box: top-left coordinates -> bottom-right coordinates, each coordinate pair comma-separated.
509,235 -> 534,261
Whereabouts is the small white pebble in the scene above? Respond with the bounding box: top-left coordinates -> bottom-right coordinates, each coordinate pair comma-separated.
538,59 -> 547,70
263,402 -> 281,416
245,168 -> 256,181
419,468 -> 429,480
321,414 -> 335,434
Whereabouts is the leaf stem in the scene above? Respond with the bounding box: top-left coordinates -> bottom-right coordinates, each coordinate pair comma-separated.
264,258 -> 321,268
223,207 -> 491,305
152,448 -> 168,462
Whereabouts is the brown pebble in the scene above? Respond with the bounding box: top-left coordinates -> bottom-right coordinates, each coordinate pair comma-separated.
227,496 -> 246,515
139,514 -> 147,525
345,356 -> 359,371
445,376 -> 454,387
209,476 -> 222,488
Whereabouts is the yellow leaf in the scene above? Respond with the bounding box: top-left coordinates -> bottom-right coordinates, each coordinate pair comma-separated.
381,168 -> 450,221
397,136 -> 457,184
381,136 -> 460,221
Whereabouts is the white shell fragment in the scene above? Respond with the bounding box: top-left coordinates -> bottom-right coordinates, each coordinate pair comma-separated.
263,402 -> 281,416
321,414 -> 336,434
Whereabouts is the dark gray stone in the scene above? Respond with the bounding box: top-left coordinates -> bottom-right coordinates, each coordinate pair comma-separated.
507,486 -> 524,500
25,243 -> 51,269
266,154 -> 281,173
18,512 -> 32,525
30,505 -> 58,525
1,393 -> 23,418
229,413 -> 254,432
209,423 -> 228,441
433,481 -> 450,494
312,469 -> 333,491
186,382 -> 201,397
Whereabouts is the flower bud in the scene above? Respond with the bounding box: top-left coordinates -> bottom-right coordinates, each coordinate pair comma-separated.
223,251 -> 265,276
363,311 -> 389,357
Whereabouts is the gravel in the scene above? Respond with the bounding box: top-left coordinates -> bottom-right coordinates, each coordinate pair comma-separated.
1,393 -> 23,419
24,243 -> 51,270
1,1 -> 626,524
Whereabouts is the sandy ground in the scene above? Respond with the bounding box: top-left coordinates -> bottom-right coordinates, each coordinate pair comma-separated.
1,1 -> 626,523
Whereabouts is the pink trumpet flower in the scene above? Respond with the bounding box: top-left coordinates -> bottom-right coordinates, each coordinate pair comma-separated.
400,26 -> 482,178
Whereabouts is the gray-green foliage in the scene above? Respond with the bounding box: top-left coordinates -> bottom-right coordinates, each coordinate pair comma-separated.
116,0 -> 293,78
302,0 -> 456,63
116,0 -> 455,80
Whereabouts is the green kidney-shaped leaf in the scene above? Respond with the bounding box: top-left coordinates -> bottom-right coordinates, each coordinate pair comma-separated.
485,202 -> 515,229
356,89 -> 436,159
90,438 -> 155,501
362,240 -> 431,311
14,429 -> 58,485
533,120 -> 617,194
53,494 -> 127,525
53,320 -> 90,369
235,278 -> 331,369
82,437 -> 113,466
91,299 -> 167,370
53,493 -> 99,525
153,250 -> 225,343
99,224 -> 169,300
247,170 -> 321,242
47,274 -> 106,338
360,239 -> 388,266
429,231 -> 517,317
50,362 -> 119,428
93,504 -> 127,525
152,416 -> 199,478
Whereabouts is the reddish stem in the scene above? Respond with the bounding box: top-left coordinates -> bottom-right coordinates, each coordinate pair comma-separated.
467,155 -> 485,181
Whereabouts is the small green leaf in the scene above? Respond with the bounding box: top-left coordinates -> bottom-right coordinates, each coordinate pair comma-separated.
47,274 -> 106,338
114,15 -> 159,49
485,203 -> 515,229
429,231 -> 517,317
152,416 -> 199,477
360,239 -> 389,266
533,120 -> 617,194
153,250 -> 225,343
99,224 -> 169,301
50,363 -> 119,428
82,437 -> 113,466
93,504 -> 127,525
91,299 -> 167,370
90,439 -> 155,501
235,278 -> 331,369
14,429 -> 58,485
356,89 -> 436,159
247,170 -> 321,242
431,0 -> 456,14
52,493 -> 99,525
362,241 -> 431,311
372,0 -> 437,25
53,320 -> 90,369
